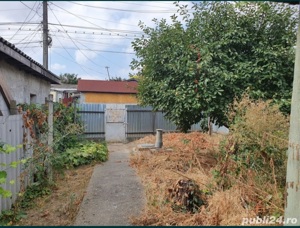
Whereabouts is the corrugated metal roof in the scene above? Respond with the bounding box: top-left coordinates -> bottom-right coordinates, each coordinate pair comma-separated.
77,80 -> 138,94
0,36 -> 60,84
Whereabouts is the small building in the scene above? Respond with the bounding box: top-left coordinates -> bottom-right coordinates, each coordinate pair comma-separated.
0,37 -> 60,116
50,84 -> 79,106
77,79 -> 138,104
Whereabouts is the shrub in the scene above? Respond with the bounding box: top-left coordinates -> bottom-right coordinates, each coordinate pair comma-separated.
57,142 -> 108,168
215,94 -> 289,215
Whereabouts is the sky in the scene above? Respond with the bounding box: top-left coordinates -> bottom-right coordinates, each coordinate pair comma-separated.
0,1 -> 193,80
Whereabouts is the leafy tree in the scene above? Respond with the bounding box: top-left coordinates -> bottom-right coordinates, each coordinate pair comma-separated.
109,76 -> 126,81
59,73 -> 81,84
131,1 -> 297,132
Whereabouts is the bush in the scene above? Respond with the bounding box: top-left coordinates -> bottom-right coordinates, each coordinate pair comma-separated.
57,142 -> 108,168
214,94 -> 289,215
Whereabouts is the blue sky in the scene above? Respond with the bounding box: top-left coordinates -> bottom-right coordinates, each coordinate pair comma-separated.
0,1 -> 193,80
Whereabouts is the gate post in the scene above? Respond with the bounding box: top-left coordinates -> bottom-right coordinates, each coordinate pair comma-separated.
105,104 -> 126,143
155,129 -> 163,148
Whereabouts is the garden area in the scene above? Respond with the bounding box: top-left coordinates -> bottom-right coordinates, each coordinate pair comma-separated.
0,103 -> 108,226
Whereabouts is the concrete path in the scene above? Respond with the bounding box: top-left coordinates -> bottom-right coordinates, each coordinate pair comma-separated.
74,143 -> 145,226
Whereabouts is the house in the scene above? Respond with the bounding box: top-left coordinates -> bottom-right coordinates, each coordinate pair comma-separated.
0,37 -> 60,116
77,79 -> 138,104
50,84 -> 79,105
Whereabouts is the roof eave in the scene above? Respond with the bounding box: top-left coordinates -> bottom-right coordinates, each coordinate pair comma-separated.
0,39 -> 60,84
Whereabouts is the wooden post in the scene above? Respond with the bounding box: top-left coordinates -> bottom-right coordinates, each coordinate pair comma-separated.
47,94 -> 53,182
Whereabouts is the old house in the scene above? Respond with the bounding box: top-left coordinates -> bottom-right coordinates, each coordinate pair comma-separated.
0,36 -> 60,212
77,79 -> 138,104
0,37 -> 60,116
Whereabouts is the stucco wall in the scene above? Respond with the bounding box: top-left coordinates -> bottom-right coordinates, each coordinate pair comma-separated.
0,59 -> 50,105
0,94 -> 9,116
81,92 -> 137,104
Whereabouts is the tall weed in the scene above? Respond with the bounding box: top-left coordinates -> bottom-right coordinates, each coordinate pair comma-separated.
215,94 -> 289,216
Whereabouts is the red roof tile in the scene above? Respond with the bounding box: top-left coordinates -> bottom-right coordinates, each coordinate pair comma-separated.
77,80 -> 138,94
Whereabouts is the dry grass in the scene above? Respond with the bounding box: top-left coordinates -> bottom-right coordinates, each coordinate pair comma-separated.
130,132 -> 259,226
16,164 -> 95,226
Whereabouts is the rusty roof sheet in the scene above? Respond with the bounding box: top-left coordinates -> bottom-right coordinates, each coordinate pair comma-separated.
77,80 -> 138,94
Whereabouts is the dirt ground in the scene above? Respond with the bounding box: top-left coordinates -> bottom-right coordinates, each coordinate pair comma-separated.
16,164 -> 95,226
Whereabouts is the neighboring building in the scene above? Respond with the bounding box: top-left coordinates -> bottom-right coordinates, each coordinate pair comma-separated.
77,79 -> 138,104
0,37 -> 60,116
50,84 -> 79,105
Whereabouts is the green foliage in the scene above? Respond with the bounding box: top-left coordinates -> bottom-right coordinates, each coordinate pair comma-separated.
19,184 -> 51,209
53,102 -> 84,153
109,76 -> 126,81
131,1 -> 297,131
56,142 -> 108,168
0,209 -> 27,226
17,102 -> 84,188
59,73 -> 81,84
0,143 -> 25,199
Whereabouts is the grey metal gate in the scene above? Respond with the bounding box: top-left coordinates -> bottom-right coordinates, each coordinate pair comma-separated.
77,104 -> 105,139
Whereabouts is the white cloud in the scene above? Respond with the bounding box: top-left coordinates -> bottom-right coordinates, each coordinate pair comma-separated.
75,50 -> 97,65
51,63 -> 66,71
0,1 -> 194,80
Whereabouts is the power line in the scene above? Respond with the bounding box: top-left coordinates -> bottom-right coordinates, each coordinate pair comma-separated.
19,45 -> 135,55
50,2 -> 143,37
0,22 -> 41,26
68,1 -> 181,13
49,8 -> 140,29
49,5 -> 102,67
117,2 -> 176,10
10,1 -> 38,41
20,1 -> 42,17
48,6 -> 103,78
50,49 -> 107,78
47,22 -> 143,34
15,26 -> 41,46
0,27 -> 142,39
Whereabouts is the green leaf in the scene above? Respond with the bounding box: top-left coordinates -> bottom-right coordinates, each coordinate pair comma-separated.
0,187 -> 12,198
0,171 -> 7,184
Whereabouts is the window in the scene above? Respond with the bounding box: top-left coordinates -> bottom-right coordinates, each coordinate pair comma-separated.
30,94 -> 37,104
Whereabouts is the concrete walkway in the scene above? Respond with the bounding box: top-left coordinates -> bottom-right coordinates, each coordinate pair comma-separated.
74,143 -> 145,226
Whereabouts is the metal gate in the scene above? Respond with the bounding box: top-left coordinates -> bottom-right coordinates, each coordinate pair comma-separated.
77,104 -> 105,139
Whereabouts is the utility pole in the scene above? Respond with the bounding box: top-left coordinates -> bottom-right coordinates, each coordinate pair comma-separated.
43,1 -> 48,70
105,66 -> 111,80
284,6 -> 300,226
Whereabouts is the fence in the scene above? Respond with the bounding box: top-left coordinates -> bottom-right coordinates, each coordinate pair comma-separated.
0,114 -> 31,212
77,104 -> 105,139
125,105 -> 202,140
77,104 -> 205,141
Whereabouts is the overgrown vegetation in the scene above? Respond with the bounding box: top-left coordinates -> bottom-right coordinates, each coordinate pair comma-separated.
0,102 -> 108,225
215,95 -> 289,216
55,142 -> 108,169
130,96 -> 290,225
